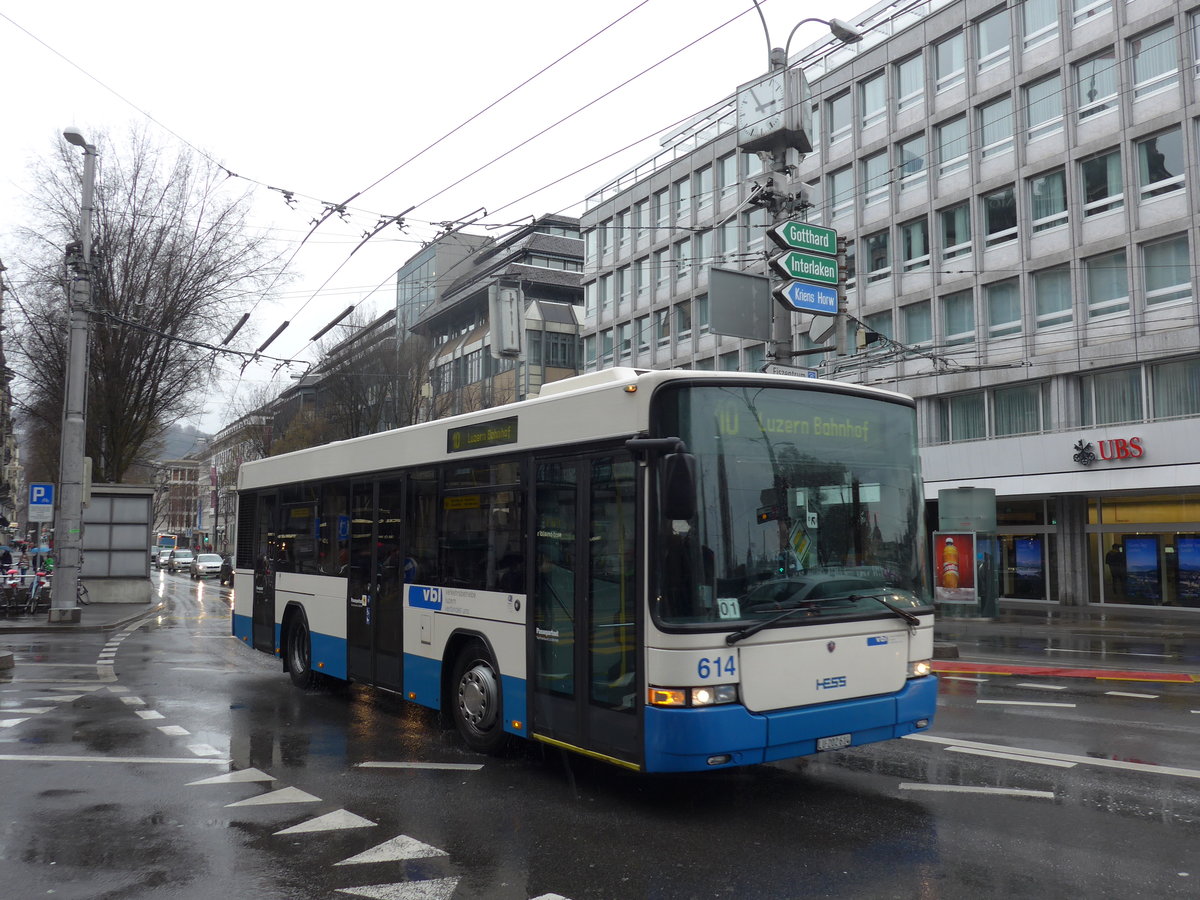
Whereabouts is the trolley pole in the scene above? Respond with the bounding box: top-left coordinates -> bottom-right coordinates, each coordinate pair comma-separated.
51,128 -> 97,624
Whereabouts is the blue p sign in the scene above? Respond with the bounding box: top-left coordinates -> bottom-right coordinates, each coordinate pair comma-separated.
29,483 -> 54,506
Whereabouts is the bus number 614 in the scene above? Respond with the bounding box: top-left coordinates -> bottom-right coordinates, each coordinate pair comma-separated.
697,655 -> 736,679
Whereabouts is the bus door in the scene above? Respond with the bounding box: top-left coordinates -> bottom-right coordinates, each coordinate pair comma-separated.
530,453 -> 639,766
345,479 -> 405,691
251,493 -> 277,653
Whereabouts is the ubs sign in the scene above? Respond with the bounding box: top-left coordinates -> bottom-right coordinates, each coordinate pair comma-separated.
1072,436 -> 1145,466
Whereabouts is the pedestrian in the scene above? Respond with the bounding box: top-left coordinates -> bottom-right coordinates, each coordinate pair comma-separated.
0,546 -> 11,569
17,548 -> 29,576
1106,544 -> 1126,599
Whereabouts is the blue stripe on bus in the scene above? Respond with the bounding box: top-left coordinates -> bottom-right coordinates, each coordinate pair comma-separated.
403,655 -> 528,738
310,630 -> 348,680
643,677 -> 938,773
501,674 -> 526,737
232,612 -> 252,644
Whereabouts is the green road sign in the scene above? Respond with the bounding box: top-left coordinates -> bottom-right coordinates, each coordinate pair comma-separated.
768,221 -> 837,255
769,250 -> 838,285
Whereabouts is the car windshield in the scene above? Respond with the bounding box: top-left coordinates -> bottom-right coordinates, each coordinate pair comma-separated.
651,383 -> 932,629
174,551 -> 193,558
197,554 -> 222,563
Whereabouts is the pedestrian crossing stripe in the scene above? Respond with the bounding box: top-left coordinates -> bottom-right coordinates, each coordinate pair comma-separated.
0,717 -> 30,728
335,877 -> 459,900
225,786 -> 320,807
335,834 -> 448,865
187,767 -> 274,785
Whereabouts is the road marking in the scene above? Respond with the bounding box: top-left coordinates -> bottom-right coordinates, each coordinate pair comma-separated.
336,834 -> 450,865
335,877 -> 459,900
120,696 -> 146,706
941,676 -> 988,683
187,743 -> 223,757
0,753 -> 229,765
0,717 -> 30,728
275,809 -> 376,835
170,667 -> 238,673
976,699 -> 1076,708
135,710 -> 165,720
48,694 -> 84,702
355,761 -> 484,771
0,707 -> 53,714
187,767 -> 274,785
899,783 -> 1054,800
906,734 -> 1200,780
1015,683 -> 1068,691
157,725 -> 190,736
1105,691 -> 1159,700
225,786 -> 320,807
107,686 -> 129,693
946,746 -> 1076,768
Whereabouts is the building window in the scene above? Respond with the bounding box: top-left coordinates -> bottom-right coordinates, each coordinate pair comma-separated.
864,231 -> 890,282
743,152 -> 764,178
615,209 -> 630,256
634,257 -> 650,305
1022,0 -> 1058,49
1081,367 -> 1142,425
829,167 -> 854,215
718,220 -> 739,264
860,71 -> 887,128
584,281 -> 597,318
1072,0 -> 1111,26
993,383 -> 1048,437
720,351 -> 740,371
986,279 -> 1021,337
694,230 -> 711,278
1080,148 -> 1123,216
1152,357 -> 1200,419
653,248 -> 669,290
674,176 -> 692,220
742,207 -> 767,254
616,322 -> 632,360
1034,265 -> 1072,329
1029,169 -> 1067,233
585,229 -> 598,268
1075,49 -> 1117,119
635,315 -> 650,352
1085,249 -> 1128,318
940,392 -> 986,442
935,32 -> 965,91
937,116 -> 968,175
654,308 -> 670,347
942,289 -> 974,345
902,301 -> 932,345
895,53 -> 924,110
696,293 -> 709,334
1137,128 -> 1185,199
979,94 -> 1013,157
864,310 -> 893,342
599,273 -> 613,317
675,301 -> 692,341
600,328 -> 614,366
598,219 -> 611,261
695,166 -> 714,214
1131,24 -> 1178,99
900,218 -> 930,271
862,151 -> 889,205
653,188 -> 670,229
616,265 -> 632,313
939,202 -> 972,260
828,92 -> 852,144
1142,234 -> 1191,305
982,186 -> 1017,247
633,199 -> 649,248
1025,73 -> 1063,141
718,153 -> 739,201
977,8 -> 1011,72
673,237 -> 692,282
897,134 -> 927,190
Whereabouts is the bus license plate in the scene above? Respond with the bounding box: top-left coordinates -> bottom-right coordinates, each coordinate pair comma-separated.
817,733 -> 851,751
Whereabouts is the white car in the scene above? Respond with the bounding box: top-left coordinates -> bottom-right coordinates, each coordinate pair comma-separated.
166,549 -> 194,572
155,549 -> 173,569
189,553 -> 223,579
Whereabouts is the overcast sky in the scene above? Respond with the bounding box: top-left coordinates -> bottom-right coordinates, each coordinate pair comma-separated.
0,1 -> 845,432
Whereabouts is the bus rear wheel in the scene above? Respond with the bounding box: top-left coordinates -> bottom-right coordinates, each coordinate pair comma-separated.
287,616 -> 322,689
451,642 -> 510,754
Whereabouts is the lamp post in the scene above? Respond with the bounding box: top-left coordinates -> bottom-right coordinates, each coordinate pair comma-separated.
741,11 -> 862,366
50,127 -> 96,623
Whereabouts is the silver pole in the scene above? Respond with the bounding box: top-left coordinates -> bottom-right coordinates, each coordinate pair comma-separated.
51,128 -> 96,622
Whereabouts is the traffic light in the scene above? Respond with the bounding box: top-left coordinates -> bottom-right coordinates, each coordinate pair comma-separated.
856,328 -> 881,350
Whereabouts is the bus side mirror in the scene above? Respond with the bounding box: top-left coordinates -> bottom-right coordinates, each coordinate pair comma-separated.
660,450 -> 697,521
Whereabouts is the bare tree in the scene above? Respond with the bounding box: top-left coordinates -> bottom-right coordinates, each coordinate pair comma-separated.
7,127 -> 282,483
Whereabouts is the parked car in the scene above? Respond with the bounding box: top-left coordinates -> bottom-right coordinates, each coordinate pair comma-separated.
218,557 -> 233,586
189,552 -> 223,579
155,549 -> 173,569
166,549 -> 195,572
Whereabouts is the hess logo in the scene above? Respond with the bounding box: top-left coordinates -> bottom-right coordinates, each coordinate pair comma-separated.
815,675 -> 847,690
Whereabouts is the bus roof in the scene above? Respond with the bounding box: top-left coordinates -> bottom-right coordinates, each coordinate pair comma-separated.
239,368 -> 914,492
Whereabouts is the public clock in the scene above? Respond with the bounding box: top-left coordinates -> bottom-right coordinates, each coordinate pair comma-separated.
737,71 -> 786,146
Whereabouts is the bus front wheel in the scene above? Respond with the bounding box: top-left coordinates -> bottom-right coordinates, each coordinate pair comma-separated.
287,616 -> 322,689
451,643 -> 510,754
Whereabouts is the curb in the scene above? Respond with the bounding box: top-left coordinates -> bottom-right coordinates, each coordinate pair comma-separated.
0,601 -> 165,636
933,660 -> 1199,684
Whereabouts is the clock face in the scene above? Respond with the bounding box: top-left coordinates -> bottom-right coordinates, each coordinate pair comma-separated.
737,72 -> 786,140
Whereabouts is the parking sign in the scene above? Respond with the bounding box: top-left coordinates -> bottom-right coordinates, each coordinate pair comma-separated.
28,483 -> 54,523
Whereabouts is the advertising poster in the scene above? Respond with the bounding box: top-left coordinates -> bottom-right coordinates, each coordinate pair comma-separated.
1124,536 -> 1161,604
1177,537 -> 1200,607
1014,537 -> 1044,599
933,532 -> 976,605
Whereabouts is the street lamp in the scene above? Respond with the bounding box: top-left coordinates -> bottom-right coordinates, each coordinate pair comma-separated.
740,10 -> 862,366
51,127 -> 96,623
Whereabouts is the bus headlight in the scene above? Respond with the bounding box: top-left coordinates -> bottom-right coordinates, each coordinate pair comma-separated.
907,660 -> 933,678
648,685 -> 739,707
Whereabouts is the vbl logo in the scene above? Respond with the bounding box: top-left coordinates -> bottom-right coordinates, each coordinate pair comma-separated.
408,585 -> 443,609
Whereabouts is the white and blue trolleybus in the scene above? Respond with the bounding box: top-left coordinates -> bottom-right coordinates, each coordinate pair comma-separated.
232,368 -> 937,772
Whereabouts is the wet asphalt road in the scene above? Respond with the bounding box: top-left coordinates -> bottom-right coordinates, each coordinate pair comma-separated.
2,573 -> 1199,899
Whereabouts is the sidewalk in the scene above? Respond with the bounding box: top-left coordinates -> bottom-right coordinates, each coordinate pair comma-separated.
0,600 -> 165,636
934,600 -> 1200,682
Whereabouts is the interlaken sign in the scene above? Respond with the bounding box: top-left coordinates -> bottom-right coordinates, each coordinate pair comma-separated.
768,221 -> 839,315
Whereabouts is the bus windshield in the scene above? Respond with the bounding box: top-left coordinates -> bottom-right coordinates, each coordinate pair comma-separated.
653,383 -> 931,628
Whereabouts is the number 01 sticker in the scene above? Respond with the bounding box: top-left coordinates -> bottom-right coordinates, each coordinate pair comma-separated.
717,597 -> 741,619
